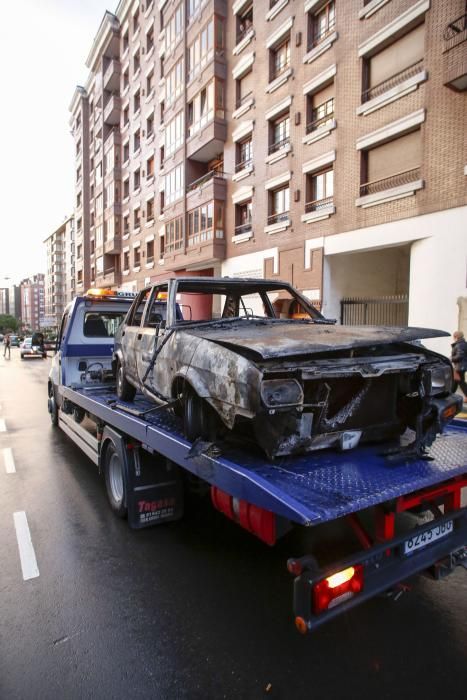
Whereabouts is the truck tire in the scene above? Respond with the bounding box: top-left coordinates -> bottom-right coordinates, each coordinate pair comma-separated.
48,385 -> 59,427
116,360 -> 136,402
103,442 -> 127,518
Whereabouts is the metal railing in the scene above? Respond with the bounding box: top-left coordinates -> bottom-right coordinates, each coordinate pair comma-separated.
360,167 -> 420,196
236,22 -> 253,44
444,13 -> 467,42
235,91 -> 254,110
306,111 -> 334,134
305,196 -> 333,213
268,136 -> 290,155
309,21 -> 336,50
234,222 -> 252,236
362,59 -> 424,102
272,61 -> 291,81
235,158 -> 252,172
186,169 -> 225,192
341,295 -> 408,326
267,211 -> 289,225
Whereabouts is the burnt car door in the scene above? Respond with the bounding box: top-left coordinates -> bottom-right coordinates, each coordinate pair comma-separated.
136,284 -> 171,396
121,289 -> 150,383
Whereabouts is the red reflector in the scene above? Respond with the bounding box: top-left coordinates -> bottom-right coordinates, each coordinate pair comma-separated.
210,487 -> 276,545
313,565 -> 364,614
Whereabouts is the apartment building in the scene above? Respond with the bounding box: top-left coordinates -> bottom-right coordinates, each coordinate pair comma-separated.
20,274 -> 45,330
44,215 -> 75,326
70,0 -> 466,357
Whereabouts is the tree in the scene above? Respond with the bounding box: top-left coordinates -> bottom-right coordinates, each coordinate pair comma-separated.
0,314 -> 18,332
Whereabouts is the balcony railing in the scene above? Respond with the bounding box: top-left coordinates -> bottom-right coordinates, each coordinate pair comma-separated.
306,111 -> 334,134
271,61 -> 291,82
234,222 -> 252,236
236,22 -> 253,45
362,59 -> 424,103
305,196 -> 333,213
235,91 -> 254,110
360,167 -> 421,197
186,169 -> 225,192
309,21 -> 336,50
165,239 -> 183,255
444,13 -> 467,42
267,211 -> 289,225
235,158 -> 252,173
187,227 -> 224,248
268,136 -> 290,155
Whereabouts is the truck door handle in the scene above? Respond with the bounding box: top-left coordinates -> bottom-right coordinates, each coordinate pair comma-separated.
142,352 -> 152,361
137,333 -> 142,340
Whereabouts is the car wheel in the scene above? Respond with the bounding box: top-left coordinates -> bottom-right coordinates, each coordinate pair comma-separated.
20,354 -> 24,360
103,443 -> 127,518
116,360 -> 136,401
183,386 -> 218,442
48,385 -> 59,427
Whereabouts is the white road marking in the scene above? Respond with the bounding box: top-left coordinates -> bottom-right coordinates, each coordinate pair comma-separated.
13,511 -> 40,580
3,447 -> 15,473
0,418 -> 6,432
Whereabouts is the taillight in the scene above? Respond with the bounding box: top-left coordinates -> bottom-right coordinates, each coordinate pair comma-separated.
313,565 -> 364,614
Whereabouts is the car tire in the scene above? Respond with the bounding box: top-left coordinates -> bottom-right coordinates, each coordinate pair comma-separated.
183,386 -> 218,442
48,385 -> 59,427
103,442 -> 127,518
116,360 -> 136,402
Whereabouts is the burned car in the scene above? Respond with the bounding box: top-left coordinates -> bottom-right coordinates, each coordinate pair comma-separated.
113,278 -> 461,459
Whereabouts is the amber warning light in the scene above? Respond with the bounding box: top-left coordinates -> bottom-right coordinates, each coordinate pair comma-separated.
313,565 -> 364,614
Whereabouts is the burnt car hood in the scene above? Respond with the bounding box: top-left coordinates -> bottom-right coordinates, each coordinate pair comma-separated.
186,322 -> 448,360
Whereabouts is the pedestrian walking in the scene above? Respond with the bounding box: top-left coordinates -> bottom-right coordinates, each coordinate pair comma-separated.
451,330 -> 467,401
3,333 -> 11,359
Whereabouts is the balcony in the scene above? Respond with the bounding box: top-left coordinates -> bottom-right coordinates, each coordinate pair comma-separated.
96,267 -> 121,287
186,170 -> 227,208
103,59 -> 120,92
104,236 -> 121,255
267,211 -> 289,226
186,116 -> 227,162
443,14 -> 467,91
103,94 -> 121,125
164,232 -> 226,272
362,60 -> 424,103
359,167 -> 421,197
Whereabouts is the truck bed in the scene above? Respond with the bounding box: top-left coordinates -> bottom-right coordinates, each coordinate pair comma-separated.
61,386 -> 467,526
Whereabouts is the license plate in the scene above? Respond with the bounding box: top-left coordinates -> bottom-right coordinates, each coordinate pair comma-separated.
403,520 -> 454,556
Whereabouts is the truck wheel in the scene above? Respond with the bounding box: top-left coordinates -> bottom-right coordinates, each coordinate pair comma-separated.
183,386 -> 218,442
72,406 -> 85,424
48,385 -> 59,427
103,443 -> 127,518
116,360 -> 136,402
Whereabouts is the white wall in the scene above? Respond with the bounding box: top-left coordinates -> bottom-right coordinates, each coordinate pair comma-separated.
221,247 -> 278,278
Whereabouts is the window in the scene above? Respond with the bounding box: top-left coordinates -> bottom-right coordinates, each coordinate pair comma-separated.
146,25 -> 154,53
305,168 -> 334,212
133,246 -> 141,268
187,0 -> 202,21
147,155 -> 155,179
77,244 -> 82,259
187,79 -> 224,137
122,29 -> 129,54
268,186 -> 289,224
269,113 -> 290,154
95,162 -> 103,183
76,166 -> 81,182
187,18 -> 224,82
164,164 -> 184,205
187,202 -> 224,246
123,67 -> 129,91
134,89 -> 141,113
134,168 -> 141,191
96,194 -> 103,215
147,197 -> 154,221
235,200 -> 253,235
146,239 -> 155,263
90,239 -> 95,255
133,7 -> 139,35
105,146 -> 114,173
134,207 -> 141,230
236,3 -> 253,44
235,136 -> 253,172
134,128 -> 141,152
84,311 -> 126,338
106,183 -> 114,206
146,70 -> 154,96
308,1 -> 335,49
146,112 -> 154,138
165,216 -> 184,253
123,140 -> 130,163
362,24 -> 425,103
165,57 -> 184,107
165,111 -> 184,157
235,69 -> 254,109
123,105 -> 129,127
271,37 -> 290,81
164,2 -> 184,57
76,191 -> 82,207
123,250 -> 130,270
133,50 -> 140,75
360,130 -> 421,197
123,214 -> 130,236
306,83 -> 334,133
123,177 -> 130,199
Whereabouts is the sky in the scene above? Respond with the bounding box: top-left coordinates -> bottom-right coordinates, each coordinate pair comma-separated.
0,0 -> 114,287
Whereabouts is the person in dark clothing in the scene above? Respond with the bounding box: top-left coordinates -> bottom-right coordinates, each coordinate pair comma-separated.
451,330 -> 467,400
3,333 -> 11,359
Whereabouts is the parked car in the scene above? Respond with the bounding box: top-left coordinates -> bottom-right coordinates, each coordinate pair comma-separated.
9,335 -> 20,347
43,337 -> 57,352
20,337 -> 47,359
113,277 -> 462,459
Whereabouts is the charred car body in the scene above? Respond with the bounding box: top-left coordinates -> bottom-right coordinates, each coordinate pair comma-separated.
113,278 -> 461,459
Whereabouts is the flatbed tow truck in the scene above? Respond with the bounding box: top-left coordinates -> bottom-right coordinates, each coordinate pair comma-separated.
48,289 -> 467,633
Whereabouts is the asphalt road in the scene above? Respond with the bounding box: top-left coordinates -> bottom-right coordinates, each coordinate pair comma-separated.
0,349 -> 466,700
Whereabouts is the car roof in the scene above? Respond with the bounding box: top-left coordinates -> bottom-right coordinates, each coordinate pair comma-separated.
164,277 -> 299,296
